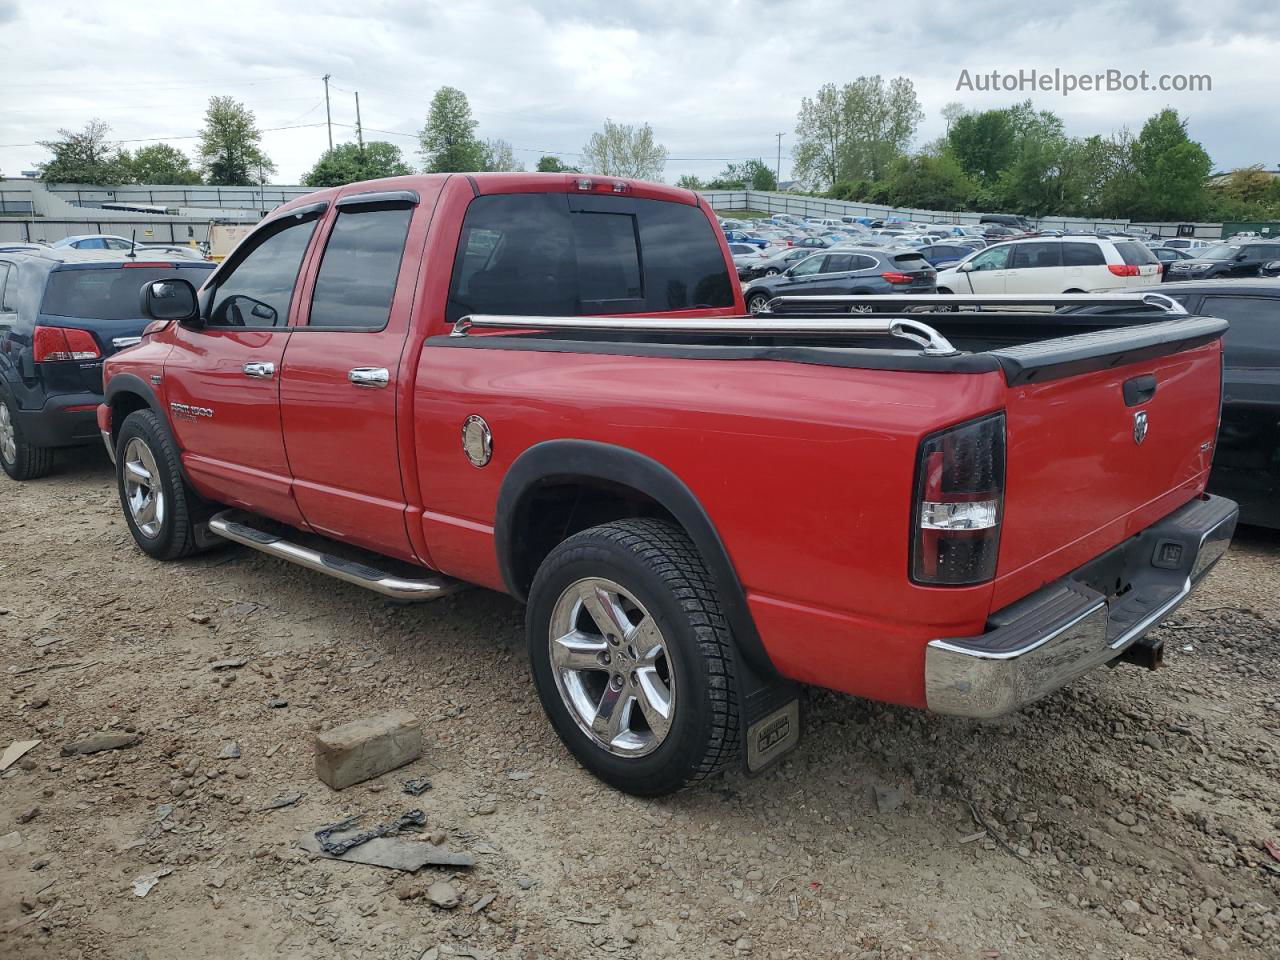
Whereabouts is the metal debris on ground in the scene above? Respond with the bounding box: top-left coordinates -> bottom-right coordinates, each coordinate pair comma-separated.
314,809 -> 426,856
260,791 -> 304,811
298,833 -> 475,872
403,777 -> 433,796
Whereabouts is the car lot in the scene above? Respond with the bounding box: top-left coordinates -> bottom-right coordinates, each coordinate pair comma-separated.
2,456 -> 1277,960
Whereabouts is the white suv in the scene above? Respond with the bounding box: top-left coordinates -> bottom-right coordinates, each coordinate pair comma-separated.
936,237 -> 1162,294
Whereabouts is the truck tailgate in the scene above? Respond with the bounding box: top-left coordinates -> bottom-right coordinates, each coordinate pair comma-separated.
991,326 -> 1223,607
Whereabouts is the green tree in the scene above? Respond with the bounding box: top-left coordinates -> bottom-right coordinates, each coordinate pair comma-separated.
792,76 -> 923,190
125,143 -> 202,184
792,83 -> 846,189
482,138 -> 524,172
581,119 -> 668,180
947,108 -> 1018,185
705,159 -> 777,191
1133,109 -> 1211,220
302,141 -> 413,187
535,154 -> 579,173
418,86 -> 487,173
881,153 -> 977,211
675,174 -> 703,190
37,119 -> 132,184
197,96 -> 275,185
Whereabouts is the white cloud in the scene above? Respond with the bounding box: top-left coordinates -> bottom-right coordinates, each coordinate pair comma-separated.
0,0 -> 1274,183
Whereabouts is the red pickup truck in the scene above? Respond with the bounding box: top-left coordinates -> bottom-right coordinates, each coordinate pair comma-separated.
100,173 -> 1237,796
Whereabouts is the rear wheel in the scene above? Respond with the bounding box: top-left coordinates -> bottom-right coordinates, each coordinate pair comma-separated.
115,409 -> 205,560
527,519 -> 740,796
763,268 -> 780,276
0,397 -> 55,481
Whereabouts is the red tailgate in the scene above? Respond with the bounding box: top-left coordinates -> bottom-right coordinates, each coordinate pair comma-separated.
992,339 -> 1222,608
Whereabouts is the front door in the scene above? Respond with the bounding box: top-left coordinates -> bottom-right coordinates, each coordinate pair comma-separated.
279,190 -> 425,562
162,208 -> 323,525
961,244 -> 1012,293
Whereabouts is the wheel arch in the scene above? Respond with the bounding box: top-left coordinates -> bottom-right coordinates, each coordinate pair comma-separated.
496,439 -> 777,677
103,374 -> 192,485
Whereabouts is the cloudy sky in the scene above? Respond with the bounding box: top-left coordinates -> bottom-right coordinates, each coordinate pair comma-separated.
1,0 -> 1277,185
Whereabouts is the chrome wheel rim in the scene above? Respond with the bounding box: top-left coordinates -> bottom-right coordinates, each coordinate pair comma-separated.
122,437 -> 164,538
0,403 -> 15,465
548,578 -> 676,758
748,295 -> 769,314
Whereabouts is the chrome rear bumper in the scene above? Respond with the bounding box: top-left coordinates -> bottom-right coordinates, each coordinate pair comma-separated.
924,495 -> 1237,718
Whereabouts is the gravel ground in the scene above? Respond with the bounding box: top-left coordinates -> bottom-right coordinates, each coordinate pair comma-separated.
2,450 -> 1278,960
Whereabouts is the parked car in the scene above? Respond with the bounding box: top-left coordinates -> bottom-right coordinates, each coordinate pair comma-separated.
0,250 -> 215,480
1261,260 -> 1280,278
728,243 -> 770,278
1164,240 -> 1280,280
100,173 -> 1235,797
936,237 -> 1161,295
1148,245 -> 1193,280
1162,237 -> 1210,251
50,234 -> 139,251
982,224 -> 1021,240
979,213 -> 1035,233
741,248 -> 936,313
917,242 -> 980,269
737,245 -> 813,280
785,236 -> 831,250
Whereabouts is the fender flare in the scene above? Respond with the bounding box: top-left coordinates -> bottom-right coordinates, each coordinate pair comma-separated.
103,373 -> 189,481
495,439 -> 777,678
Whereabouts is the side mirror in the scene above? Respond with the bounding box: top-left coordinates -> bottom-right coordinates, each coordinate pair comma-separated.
141,278 -> 199,323
958,261 -> 974,272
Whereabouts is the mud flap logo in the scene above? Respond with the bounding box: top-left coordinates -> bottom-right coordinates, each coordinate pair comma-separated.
170,402 -> 213,422
745,699 -> 800,773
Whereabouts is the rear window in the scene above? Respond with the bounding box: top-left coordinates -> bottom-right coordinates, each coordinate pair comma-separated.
447,193 -> 733,324
892,253 -> 931,270
1114,242 -> 1157,266
41,265 -> 213,320
1063,243 -> 1106,266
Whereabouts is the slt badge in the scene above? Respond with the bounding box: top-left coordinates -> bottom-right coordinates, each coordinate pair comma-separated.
1133,410 -> 1149,445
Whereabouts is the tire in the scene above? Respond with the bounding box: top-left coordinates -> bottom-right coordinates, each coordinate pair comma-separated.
526,518 -> 740,796
747,292 -> 770,314
763,268 -> 780,276
0,396 -> 55,481
115,409 -> 204,560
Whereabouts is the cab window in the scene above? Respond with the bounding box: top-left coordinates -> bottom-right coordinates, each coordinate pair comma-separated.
208,216 -> 319,328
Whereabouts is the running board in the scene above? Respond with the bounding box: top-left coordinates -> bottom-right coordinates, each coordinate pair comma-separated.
207,511 -> 464,602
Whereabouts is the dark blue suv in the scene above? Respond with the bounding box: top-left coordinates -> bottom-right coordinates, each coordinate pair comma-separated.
0,251 -> 214,480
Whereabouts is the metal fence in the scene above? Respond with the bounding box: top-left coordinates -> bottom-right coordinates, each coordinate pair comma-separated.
701,190 -> 1225,240
43,183 -> 315,211
0,217 -> 256,245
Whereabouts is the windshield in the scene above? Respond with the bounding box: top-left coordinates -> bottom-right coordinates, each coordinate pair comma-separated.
42,265 -> 213,320
1196,243 -> 1241,261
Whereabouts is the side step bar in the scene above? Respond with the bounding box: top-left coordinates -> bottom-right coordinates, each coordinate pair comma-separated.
207,510 -> 464,602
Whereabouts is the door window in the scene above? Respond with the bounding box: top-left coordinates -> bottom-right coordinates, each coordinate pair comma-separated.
1200,296 -> 1280,367
1009,242 -> 1061,269
0,263 -> 13,337
308,206 -> 413,330
209,216 -> 319,328
1063,243 -> 1106,266
789,255 -> 826,277
969,246 -> 1011,271
824,255 -> 854,273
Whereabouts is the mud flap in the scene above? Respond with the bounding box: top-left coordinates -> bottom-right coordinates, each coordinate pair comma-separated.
734,651 -> 802,775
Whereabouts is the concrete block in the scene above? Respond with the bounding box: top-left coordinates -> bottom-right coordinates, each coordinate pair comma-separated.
314,710 -> 422,790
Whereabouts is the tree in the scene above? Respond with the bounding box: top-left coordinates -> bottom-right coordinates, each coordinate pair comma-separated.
126,143 -> 202,184
581,120 -> 667,180
535,154 -> 578,173
418,86 -> 487,173
792,76 -> 923,190
37,119 -> 132,184
302,141 -> 413,188
705,159 -> 777,191
675,174 -> 703,190
940,102 -> 967,134
947,108 -> 1018,185
880,154 -> 977,211
197,96 -> 275,185
482,138 -> 524,172
1133,109 -> 1211,220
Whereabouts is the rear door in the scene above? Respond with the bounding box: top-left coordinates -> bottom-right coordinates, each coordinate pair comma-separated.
163,207 -> 323,525
278,189 -> 427,562
1005,241 -> 1063,293
1063,240 -> 1107,289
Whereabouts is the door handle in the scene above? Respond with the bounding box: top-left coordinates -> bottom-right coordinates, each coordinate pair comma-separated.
348,367 -> 390,388
243,361 -> 275,379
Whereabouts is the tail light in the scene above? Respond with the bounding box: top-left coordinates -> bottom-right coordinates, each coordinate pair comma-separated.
881,271 -> 914,285
911,413 -> 1006,586
33,325 -> 101,363
1107,264 -> 1140,277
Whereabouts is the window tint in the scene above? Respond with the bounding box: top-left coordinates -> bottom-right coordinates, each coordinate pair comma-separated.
789,255 -> 826,276
446,194 -> 732,323
893,253 -> 931,269
77,238 -> 106,250
825,254 -> 854,273
849,255 -> 878,271
1114,241 -> 1157,266
1063,243 -> 1106,266
970,245 -> 1011,270
0,263 -> 11,312
1201,296 -> 1280,366
41,265 -> 214,321
104,238 -> 133,250
1010,242 -> 1061,269
209,217 -> 318,327
308,206 -> 413,330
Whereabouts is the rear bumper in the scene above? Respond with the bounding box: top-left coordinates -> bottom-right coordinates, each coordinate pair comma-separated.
12,392 -> 103,448
924,494 -> 1237,719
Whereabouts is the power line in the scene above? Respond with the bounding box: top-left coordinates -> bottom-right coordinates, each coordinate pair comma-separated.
0,122 -> 330,150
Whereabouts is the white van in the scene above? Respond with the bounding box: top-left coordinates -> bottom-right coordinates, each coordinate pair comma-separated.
935,237 -> 1162,294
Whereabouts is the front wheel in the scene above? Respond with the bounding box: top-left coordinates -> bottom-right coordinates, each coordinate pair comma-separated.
115,410 -> 205,560
0,397 -> 55,481
747,292 -> 770,314
526,519 -> 740,796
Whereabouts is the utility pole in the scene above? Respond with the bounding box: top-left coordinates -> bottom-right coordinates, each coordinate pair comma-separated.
775,132 -> 784,188
354,91 -> 364,153
323,74 -> 333,150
